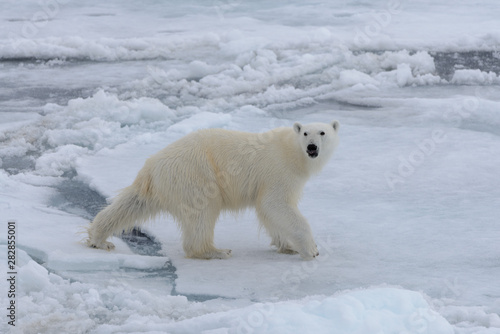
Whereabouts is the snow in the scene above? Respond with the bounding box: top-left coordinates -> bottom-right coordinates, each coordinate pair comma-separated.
1,1 -> 500,333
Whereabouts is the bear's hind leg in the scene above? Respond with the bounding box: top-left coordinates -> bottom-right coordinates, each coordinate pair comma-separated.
87,187 -> 160,250
180,206 -> 231,260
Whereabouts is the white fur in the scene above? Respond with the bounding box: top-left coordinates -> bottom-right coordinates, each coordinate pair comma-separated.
87,121 -> 339,260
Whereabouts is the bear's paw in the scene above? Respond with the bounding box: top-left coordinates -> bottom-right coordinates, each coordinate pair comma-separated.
87,239 -> 116,251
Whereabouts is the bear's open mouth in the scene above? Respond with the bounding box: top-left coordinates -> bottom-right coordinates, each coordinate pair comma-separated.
307,144 -> 318,158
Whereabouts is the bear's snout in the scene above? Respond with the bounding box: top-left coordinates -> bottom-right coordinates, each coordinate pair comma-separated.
307,144 -> 319,158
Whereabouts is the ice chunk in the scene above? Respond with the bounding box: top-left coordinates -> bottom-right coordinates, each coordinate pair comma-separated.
35,145 -> 89,177
339,69 -> 379,88
397,63 -> 413,87
158,288 -> 454,334
451,69 -> 499,85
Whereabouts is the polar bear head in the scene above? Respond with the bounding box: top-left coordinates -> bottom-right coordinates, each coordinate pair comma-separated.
293,121 -> 339,164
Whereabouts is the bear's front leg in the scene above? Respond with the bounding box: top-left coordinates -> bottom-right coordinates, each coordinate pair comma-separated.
271,238 -> 299,255
256,199 -> 319,260
291,223 -> 319,260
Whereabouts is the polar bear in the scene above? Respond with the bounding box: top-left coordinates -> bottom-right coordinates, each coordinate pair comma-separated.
87,121 -> 339,260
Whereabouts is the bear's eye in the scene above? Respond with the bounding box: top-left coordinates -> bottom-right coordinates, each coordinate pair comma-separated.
320,131 -> 325,136
304,132 -> 308,136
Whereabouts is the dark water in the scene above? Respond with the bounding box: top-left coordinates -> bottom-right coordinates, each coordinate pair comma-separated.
432,51 -> 500,80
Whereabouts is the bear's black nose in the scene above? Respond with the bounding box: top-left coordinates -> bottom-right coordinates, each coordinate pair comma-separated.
306,144 -> 318,158
307,144 -> 317,151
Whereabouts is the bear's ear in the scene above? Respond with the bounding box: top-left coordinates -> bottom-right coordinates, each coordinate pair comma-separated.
293,122 -> 302,134
331,120 -> 339,132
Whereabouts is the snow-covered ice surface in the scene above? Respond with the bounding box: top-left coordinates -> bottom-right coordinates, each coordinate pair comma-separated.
1,1 -> 500,333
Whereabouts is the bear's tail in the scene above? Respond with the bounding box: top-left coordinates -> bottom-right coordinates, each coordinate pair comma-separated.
86,183 -> 160,250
